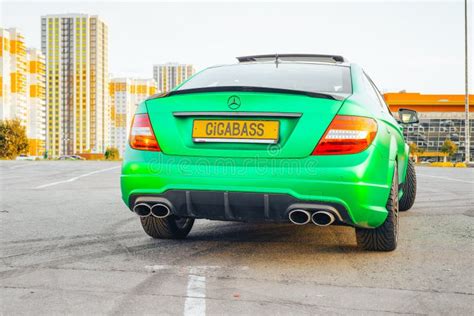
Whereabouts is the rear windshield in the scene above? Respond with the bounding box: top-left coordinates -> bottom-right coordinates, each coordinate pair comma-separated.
177,62 -> 352,94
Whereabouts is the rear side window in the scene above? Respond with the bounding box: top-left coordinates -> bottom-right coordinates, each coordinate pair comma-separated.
366,74 -> 392,114
177,63 -> 352,94
363,73 -> 392,114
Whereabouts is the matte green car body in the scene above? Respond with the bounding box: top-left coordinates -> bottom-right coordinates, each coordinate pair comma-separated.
121,63 -> 409,229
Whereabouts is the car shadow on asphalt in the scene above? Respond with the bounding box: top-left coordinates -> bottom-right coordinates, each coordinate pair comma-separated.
158,221 -> 365,254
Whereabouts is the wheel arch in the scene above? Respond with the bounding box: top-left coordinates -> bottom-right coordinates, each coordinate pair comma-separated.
400,142 -> 410,184
387,133 -> 409,187
387,135 -> 398,184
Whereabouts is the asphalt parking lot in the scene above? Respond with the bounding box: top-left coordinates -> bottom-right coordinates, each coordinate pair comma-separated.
0,161 -> 473,315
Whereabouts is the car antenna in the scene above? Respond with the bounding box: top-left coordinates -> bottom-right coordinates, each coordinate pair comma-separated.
275,53 -> 279,68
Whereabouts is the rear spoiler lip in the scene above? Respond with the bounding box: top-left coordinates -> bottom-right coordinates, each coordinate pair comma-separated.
159,86 -> 348,101
237,54 -> 347,63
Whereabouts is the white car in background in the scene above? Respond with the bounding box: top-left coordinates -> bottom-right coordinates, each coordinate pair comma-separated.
58,155 -> 85,160
15,155 -> 37,161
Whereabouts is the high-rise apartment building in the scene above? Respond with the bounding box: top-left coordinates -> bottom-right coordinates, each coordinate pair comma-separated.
41,14 -> 109,157
1,28 -> 46,156
1,28 -> 28,124
26,48 -> 46,156
109,78 -> 157,155
153,63 -> 194,92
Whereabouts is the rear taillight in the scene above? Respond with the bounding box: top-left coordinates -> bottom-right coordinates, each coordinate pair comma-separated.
129,114 -> 160,151
312,115 -> 377,155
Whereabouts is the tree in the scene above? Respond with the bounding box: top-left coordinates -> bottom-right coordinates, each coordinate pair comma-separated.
408,142 -> 424,162
440,139 -> 458,161
0,119 -> 29,159
105,147 -> 120,160
409,142 -> 418,155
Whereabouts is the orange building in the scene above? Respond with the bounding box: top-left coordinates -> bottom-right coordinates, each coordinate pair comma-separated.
384,92 -> 473,161
384,92 -> 473,113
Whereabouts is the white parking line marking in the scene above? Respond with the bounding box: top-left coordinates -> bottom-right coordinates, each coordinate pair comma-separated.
145,265 -> 221,272
184,268 -> 206,316
35,166 -> 120,189
9,163 -> 40,170
417,173 -> 474,184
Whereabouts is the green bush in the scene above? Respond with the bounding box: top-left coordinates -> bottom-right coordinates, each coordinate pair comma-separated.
105,147 -> 120,160
0,119 -> 29,159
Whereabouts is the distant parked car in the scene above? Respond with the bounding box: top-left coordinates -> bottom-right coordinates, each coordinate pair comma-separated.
58,155 -> 84,160
15,154 -> 35,161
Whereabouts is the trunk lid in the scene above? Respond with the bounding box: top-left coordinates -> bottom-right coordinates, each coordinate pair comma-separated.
145,92 -> 345,158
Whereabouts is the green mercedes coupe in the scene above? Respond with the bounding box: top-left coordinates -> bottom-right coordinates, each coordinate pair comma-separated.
121,54 -> 418,251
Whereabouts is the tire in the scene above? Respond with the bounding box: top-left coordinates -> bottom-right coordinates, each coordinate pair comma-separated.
399,159 -> 416,212
140,215 -> 194,239
356,163 -> 399,251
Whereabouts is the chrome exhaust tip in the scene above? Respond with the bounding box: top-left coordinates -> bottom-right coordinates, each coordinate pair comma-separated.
288,209 -> 311,225
311,211 -> 335,226
133,203 -> 152,217
150,203 -> 171,218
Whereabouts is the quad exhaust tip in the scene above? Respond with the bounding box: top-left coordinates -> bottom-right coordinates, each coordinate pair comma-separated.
133,203 -> 152,217
133,202 -> 171,218
311,211 -> 335,226
150,203 -> 171,218
288,209 -> 311,225
288,209 -> 336,226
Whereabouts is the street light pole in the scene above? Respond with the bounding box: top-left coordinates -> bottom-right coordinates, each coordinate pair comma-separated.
465,0 -> 470,163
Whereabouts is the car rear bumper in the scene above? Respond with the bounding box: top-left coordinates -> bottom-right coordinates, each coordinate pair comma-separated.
121,145 -> 394,228
129,190 -> 356,225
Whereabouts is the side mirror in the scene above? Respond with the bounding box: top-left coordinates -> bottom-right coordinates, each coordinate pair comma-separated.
398,108 -> 419,124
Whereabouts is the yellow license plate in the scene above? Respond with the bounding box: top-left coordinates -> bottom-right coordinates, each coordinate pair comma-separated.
192,120 -> 279,143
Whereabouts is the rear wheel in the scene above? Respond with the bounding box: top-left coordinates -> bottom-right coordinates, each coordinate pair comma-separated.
140,215 -> 194,239
356,163 -> 399,251
399,159 -> 416,212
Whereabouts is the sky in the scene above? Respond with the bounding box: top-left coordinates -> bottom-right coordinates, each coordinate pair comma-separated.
1,0 -> 473,94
